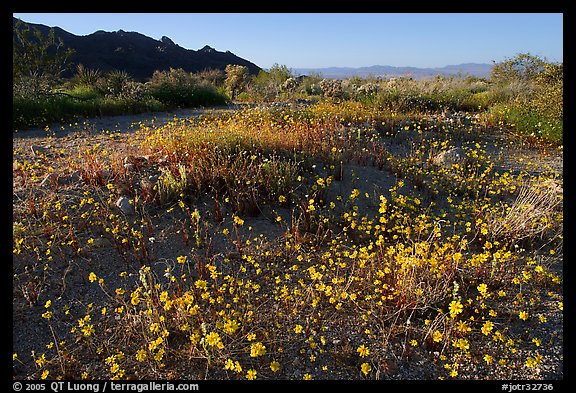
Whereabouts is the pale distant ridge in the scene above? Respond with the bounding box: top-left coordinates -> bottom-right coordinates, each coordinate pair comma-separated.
293,63 -> 493,79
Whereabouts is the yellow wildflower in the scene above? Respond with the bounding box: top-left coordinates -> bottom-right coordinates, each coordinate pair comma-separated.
361,362 -> 372,375
448,300 -> 463,317
357,345 -> 370,358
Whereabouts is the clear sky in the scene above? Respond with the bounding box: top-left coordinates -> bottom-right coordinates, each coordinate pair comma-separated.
12,13 -> 563,70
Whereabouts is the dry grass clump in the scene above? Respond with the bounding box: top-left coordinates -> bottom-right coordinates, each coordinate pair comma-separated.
485,178 -> 562,244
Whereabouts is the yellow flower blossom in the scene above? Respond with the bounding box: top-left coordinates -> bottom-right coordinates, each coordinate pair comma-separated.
456,320 -> 471,333
205,332 -> 223,348
246,369 -> 257,380
481,321 -> 494,335
270,361 -> 280,372
250,342 -> 266,357
448,300 -> 463,318
452,338 -> 470,351
477,283 -> 488,297
224,359 -> 235,370
35,353 -> 47,368
223,319 -> 240,335
360,362 -> 372,375
135,349 -> 147,362
357,344 -> 370,357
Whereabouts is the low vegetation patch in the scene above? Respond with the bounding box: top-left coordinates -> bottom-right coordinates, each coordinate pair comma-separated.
13,102 -> 562,380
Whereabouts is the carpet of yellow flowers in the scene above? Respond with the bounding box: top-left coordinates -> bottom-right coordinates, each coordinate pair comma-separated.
13,101 -> 562,380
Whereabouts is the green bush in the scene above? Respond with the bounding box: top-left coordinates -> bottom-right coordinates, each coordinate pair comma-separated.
532,63 -> 563,122
235,92 -> 253,103
147,85 -> 227,107
506,106 -> 562,145
486,54 -> 563,144
65,85 -> 100,101
250,64 -> 293,102
13,93 -> 165,130
146,68 -> 228,107
486,103 -> 562,145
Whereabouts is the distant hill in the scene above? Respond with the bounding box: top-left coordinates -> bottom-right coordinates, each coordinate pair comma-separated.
293,63 -> 493,80
13,17 -> 262,80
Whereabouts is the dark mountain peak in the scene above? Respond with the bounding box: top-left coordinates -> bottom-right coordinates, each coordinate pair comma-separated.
13,16 -> 75,41
161,36 -> 176,46
200,45 -> 215,53
13,18 -> 261,80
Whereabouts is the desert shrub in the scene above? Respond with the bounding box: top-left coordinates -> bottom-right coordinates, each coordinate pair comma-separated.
95,95 -> 165,116
491,53 -> 547,84
12,66 -> 229,130
368,89 -> 440,112
156,164 -> 189,205
486,54 -> 563,144
190,68 -> 226,88
319,79 -> 347,101
235,92 -> 254,103
282,77 -> 299,94
225,64 -> 250,100
349,75 -> 488,112
65,85 -> 100,101
13,18 -> 75,98
73,64 -> 102,88
531,63 -> 563,122
99,70 -> 135,97
250,64 -> 294,101
145,68 -> 228,107
356,82 -> 380,96
439,88 -> 484,112
503,106 -> 562,144
300,73 -> 323,97
147,84 -> 227,108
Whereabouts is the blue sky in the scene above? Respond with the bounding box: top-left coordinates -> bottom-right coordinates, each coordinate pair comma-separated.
13,13 -> 563,70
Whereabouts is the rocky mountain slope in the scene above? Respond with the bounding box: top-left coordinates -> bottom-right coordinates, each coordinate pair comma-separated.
13,17 -> 262,80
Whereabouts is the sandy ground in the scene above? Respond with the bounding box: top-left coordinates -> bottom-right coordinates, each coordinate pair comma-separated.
13,105 -> 243,139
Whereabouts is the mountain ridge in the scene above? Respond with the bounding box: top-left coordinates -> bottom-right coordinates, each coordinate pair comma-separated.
293,63 -> 493,80
13,17 -> 262,80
